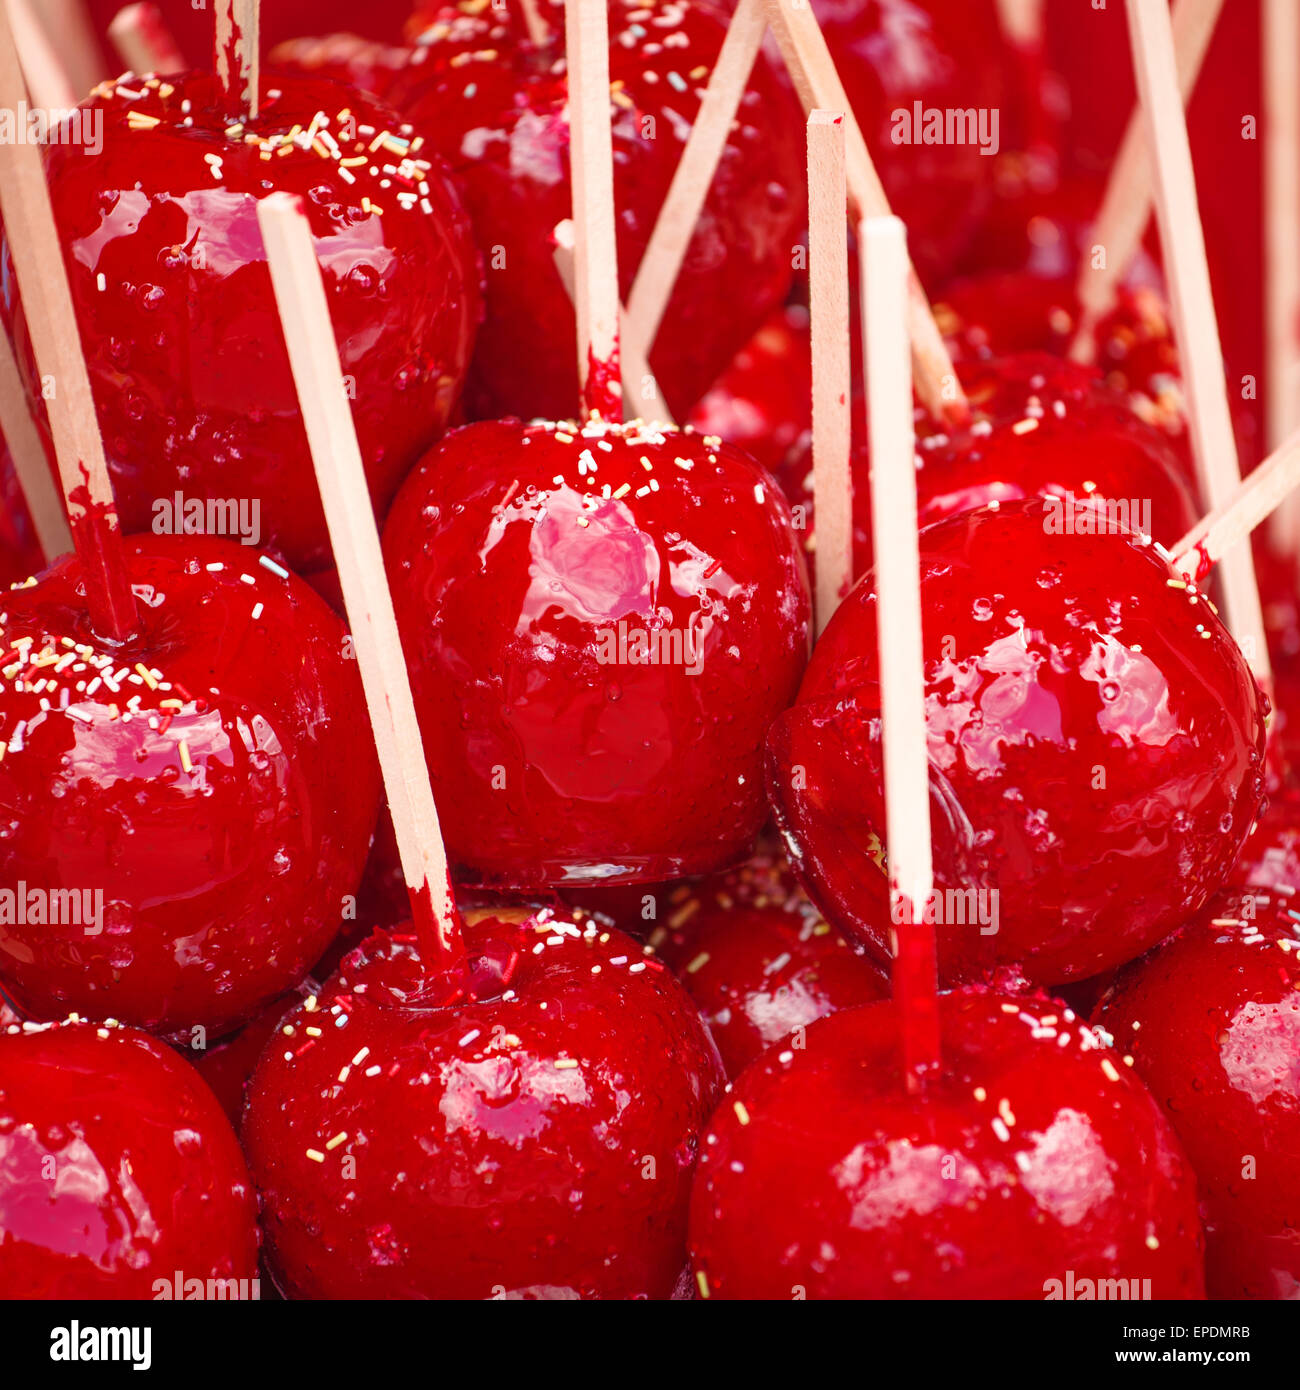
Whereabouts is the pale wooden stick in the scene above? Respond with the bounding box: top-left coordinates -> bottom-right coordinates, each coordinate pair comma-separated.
565,0 -> 620,419
0,2 -> 135,639
35,0 -> 105,96
1174,426 -> 1300,579
765,0 -> 965,422
860,215 -> 938,1090
623,0 -> 766,375
6,0 -> 75,110
808,111 -> 851,636
1127,0 -> 1270,684
258,192 -> 463,973
1070,0 -> 1223,363
517,0 -> 551,46
1264,0 -> 1300,452
553,223 -> 674,422
0,330 -> 73,563
215,0 -> 258,119
109,3 -> 187,75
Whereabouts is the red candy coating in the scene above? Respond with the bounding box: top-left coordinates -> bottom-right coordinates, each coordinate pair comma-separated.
244,908 -> 724,1300
0,535 -> 381,1035
0,439 -> 46,589
0,1019 -> 259,1299
3,74 -> 480,575
1097,893 -> 1300,1300
383,419 -> 811,888
384,0 -> 805,419
768,498 -> 1267,984
689,990 -> 1206,1300
652,846 -> 886,1077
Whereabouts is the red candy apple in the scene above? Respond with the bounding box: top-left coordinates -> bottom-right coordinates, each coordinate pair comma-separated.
0,1018 -> 259,1299
689,989 -> 1206,1299
375,0 -> 805,419
383,418 -> 811,888
1097,891 -> 1300,1300
243,906 -> 724,1299
0,437 -> 46,589
768,497 -> 1267,985
0,534 -> 380,1035
2,73 -> 480,575
652,843 -> 886,1076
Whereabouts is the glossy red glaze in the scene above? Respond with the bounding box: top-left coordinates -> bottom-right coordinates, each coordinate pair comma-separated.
0,1019 -> 259,1299
383,418 -> 811,888
0,534 -> 381,1035
2,74 -> 479,575
689,989 -> 1206,1299
686,306 -> 812,475
777,354 -> 1200,580
652,844 -> 886,1077
811,0 -> 1005,283
768,497 -> 1267,985
1097,892 -> 1300,1300
0,438 -> 47,589
243,907 -> 724,1299
1230,792 -> 1300,895
372,0 -> 805,420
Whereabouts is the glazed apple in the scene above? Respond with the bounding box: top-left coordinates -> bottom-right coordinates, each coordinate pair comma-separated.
383,418 -> 811,888
0,534 -> 380,1035
243,906 -> 724,1299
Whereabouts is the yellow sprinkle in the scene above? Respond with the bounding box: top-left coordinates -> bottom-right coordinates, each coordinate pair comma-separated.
134,663 -> 157,690
325,1131 -> 348,1150
685,951 -> 710,975
1011,418 -> 1039,435
1101,1058 -> 1121,1082
178,740 -> 192,773
733,1101 -> 750,1126
696,1269 -> 711,1299
305,1148 -> 325,1163
554,1058 -> 580,1069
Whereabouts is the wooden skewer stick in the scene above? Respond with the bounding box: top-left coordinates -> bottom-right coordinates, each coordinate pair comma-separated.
35,0 -> 105,96
1174,425 -> 1300,581
808,111 -> 852,636
765,0 -> 965,423
860,215 -> 939,1093
1126,0 -> 1270,685
1264,0 -> 1300,452
259,192 -> 465,980
7,0 -> 76,110
623,0 -> 767,380
0,3 -> 136,640
215,0 -> 258,120
0,330 -> 73,563
516,0 -> 551,47
565,0 -> 621,420
1070,0 -> 1223,364
995,0 -> 1043,46
109,3 -> 187,75
552,223 -> 674,423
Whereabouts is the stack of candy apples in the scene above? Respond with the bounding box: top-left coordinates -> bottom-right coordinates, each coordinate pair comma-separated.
0,0 -> 1297,1308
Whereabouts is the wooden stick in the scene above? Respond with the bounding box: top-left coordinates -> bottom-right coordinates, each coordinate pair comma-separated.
0,3 -> 136,640
764,0 -> 965,423
565,0 -> 621,420
1126,0 -> 1270,685
7,0 -> 76,110
860,215 -> 938,1093
1264,0 -> 1300,452
215,0 -> 257,120
553,223 -> 674,422
808,111 -> 851,636
516,0 -> 551,46
109,3 -> 187,75
0,330 -> 73,563
1174,426 -> 1300,581
623,0 -> 766,374
35,0 -> 105,97
258,192 -> 465,980
995,0 -> 1043,46
1070,0 -> 1223,363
